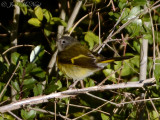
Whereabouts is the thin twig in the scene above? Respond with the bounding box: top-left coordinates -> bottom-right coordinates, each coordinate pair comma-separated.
69,12 -> 92,35
65,100 -> 70,120
95,3 -> 160,53
86,93 -> 118,106
98,66 -> 123,86
98,12 -> 101,44
2,45 -> 34,55
60,102 -> 110,115
95,7 -> 126,53
7,111 -> 22,120
73,101 -> 110,120
47,49 -> 58,74
149,4 -> 156,77
0,61 -> 20,98
110,0 -> 116,11
149,97 -> 160,118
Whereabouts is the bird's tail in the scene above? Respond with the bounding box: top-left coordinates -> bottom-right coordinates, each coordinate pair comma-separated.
97,56 -> 133,67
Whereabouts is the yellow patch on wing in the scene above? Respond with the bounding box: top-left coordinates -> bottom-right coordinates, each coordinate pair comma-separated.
100,59 -> 115,63
71,54 -> 90,64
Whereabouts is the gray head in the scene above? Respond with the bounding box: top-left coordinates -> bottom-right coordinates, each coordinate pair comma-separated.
57,36 -> 78,51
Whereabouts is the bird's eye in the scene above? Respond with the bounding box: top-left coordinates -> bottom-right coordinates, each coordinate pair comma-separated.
61,40 -> 66,44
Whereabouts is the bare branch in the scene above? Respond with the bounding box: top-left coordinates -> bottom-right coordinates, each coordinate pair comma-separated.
139,39 -> 148,80
47,50 -> 58,74
0,78 -> 155,113
65,0 -> 83,32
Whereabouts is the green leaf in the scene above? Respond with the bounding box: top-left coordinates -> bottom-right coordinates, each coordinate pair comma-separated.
132,0 -> 147,6
73,112 -> 91,119
130,55 -> 139,68
151,111 -> 159,119
28,18 -> 41,27
128,6 -> 141,19
25,63 -> 37,74
34,6 -> 43,21
143,34 -> 152,44
130,76 -> 138,82
92,0 -> 101,4
0,61 -> 7,75
85,78 -> 95,87
57,80 -> 62,90
30,45 -> 45,63
114,60 -> 133,77
45,80 -> 58,94
51,17 -> 67,26
103,69 -> 116,82
33,83 -> 43,96
11,81 -> 20,92
84,31 -> 99,50
31,67 -> 46,79
154,59 -> 160,85
11,52 -> 21,65
125,22 -> 142,37
133,41 -> 140,53
44,24 -> 52,36
126,6 -> 142,27
121,8 -> 130,20
43,9 -> 52,22
23,77 -> 37,85
101,113 -> 110,120
21,109 -> 36,120
118,1 -> 127,10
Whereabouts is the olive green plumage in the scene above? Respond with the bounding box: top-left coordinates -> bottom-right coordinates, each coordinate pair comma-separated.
56,36 -> 132,80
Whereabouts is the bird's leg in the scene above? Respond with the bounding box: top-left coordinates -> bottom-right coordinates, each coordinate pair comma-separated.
69,79 -> 85,89
69,80 -> 79,89
80,80 -> 84,88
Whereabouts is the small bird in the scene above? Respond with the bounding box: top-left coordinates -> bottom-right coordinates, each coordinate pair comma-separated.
56,36 -> 132,82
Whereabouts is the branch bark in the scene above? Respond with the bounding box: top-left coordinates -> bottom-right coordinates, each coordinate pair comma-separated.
65,0 -> 83,32
139,39 -> 148,80
0,78 -> 155,113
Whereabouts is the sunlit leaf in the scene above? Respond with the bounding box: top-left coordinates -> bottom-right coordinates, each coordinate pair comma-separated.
34,6 -> 43,21
30,45 -> 45,63
103,69 -> 116,82
84,31 -> 99,50
28,18 -> 41,27
101,113 -> 110,120
43,9 -> 52,22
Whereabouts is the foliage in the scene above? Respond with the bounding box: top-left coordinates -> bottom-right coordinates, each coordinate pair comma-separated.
0,0 -> 160,119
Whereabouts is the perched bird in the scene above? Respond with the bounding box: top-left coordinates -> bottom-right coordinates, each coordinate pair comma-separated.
56,36 -> 132,82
